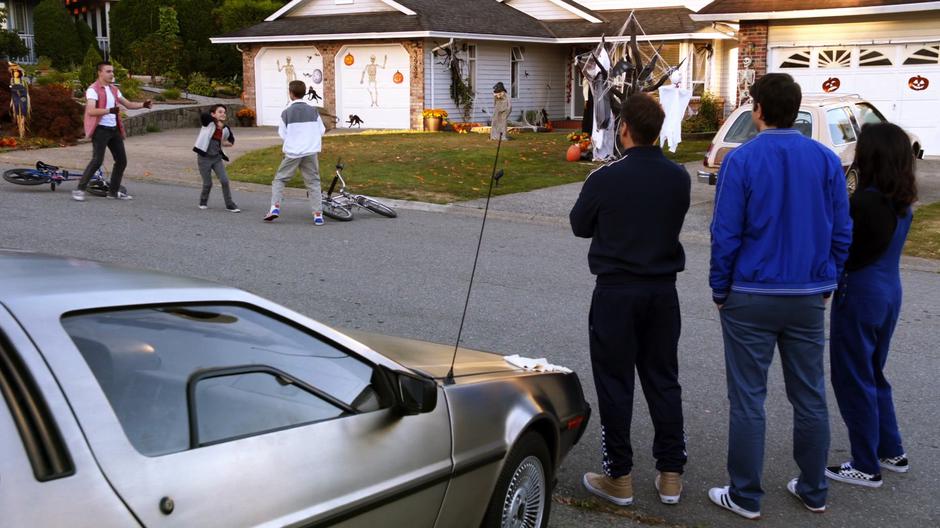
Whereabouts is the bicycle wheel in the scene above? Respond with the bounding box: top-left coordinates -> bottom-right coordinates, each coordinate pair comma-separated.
360,197 -> 397,218
3,168 -> 50,186
321,200 -> 353,221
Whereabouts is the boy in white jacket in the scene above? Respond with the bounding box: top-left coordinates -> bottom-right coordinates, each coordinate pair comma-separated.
193,104 -> 239,212
264,80 -> 327,225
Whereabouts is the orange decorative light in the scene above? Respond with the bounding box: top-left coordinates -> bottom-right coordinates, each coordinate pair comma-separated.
343,53 -> 354,66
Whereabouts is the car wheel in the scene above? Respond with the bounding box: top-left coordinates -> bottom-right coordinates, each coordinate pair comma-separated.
482,432 -> 552,528
845,166 -> 859,196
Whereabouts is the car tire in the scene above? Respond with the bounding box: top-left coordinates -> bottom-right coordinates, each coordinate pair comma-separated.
481,432 -> 553,528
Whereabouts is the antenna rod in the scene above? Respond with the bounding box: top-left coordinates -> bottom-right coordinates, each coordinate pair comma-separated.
445,134 -> 504,384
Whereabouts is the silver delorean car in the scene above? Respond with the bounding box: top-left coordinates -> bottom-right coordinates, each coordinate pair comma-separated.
0,251 -> 589,528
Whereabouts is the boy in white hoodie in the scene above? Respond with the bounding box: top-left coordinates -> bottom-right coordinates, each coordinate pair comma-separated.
264,80 -> 327,225
193,104 -> 239,212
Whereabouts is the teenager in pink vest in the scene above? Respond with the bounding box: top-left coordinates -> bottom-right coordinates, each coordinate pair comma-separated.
72,62 -> 152,202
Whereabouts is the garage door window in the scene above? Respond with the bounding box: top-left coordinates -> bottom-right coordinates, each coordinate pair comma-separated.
62,304 -> 383,456
779,49 -> 811,69
859,49 -> 893,67
827,108 -> 857,145
819,48 -> 851,69
903,44 -> 939,65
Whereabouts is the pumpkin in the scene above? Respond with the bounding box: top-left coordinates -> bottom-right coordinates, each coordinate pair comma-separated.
579,140 -> 591,152
344,53 -> 355,66
909,75 -> 929,91
393,70 -> 404,84
567,144 -> 582,162
822,77 -> 841,93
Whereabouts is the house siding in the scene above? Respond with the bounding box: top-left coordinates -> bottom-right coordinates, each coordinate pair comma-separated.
288,0 -> 395,17
424,41 -> 568,124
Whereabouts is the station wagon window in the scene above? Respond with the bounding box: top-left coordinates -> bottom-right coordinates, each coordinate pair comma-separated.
724,110 -> 813,144
827,107 -> 858,145
62,304 -> 382,456
854,103 -> 886,127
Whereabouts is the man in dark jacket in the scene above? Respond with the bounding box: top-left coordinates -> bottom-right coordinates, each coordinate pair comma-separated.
707,73 -> 852,519
570,93 -> 690,507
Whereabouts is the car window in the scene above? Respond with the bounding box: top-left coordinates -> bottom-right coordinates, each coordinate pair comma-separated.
854,103 -> 886,127
724,110 -> 813,144
62,304 -> 381,456
827,107 -> 858,145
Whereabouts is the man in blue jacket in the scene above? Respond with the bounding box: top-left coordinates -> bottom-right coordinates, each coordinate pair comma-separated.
708,73 -> 852,519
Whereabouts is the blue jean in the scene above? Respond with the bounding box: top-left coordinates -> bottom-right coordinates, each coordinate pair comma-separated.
719,292 -> 829,512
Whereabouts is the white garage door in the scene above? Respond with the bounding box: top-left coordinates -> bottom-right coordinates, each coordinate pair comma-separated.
256,47 -> 325,127
770,43 -> 940,156
335,44 -> 411,129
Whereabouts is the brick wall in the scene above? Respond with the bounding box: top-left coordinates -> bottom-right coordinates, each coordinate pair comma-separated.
240,39 -> 425,130
738,20 -> 769,104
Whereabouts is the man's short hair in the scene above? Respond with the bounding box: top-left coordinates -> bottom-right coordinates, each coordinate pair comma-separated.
289,80 -> 306,99
619,93 -> 665,146
96,61 -> 112,72
749,73 -> 802,128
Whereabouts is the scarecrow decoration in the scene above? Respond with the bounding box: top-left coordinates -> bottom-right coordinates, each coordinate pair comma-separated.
8,62 -> 30,139
576,12 -> 684,161
491,82 -> 512,141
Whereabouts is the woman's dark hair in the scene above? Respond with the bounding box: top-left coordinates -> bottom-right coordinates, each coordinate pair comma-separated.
749,73 -> 801,128
855,122 -> 918,215
209,104 -> 226,114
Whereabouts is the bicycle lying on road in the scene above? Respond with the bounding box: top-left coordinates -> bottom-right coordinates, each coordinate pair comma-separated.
2,161 -> 123,197
320,161 -> 397,221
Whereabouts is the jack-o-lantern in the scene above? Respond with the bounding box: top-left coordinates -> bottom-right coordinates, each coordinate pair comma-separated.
822,77 -> 841,93
343,53 -> 355,66
909,75 -> 929,91
393,70 -> 404,84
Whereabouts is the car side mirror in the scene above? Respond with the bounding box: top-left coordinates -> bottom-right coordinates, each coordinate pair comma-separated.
381,367 -> 437,416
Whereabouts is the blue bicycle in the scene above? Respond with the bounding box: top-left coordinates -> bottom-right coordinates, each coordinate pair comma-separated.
2,161 -> 121,197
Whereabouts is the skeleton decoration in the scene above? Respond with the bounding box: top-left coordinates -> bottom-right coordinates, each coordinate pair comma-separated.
737,57 -> 755,107
576,13 -> 684,161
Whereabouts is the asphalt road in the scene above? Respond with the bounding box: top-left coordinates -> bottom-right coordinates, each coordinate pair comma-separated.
1,168 -> 938,528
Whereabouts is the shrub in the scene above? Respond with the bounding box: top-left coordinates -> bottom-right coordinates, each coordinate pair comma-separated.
118,77 -> 142,100
35,70 -> 70,86
79,45 -> 103,88
162,87 -> 181,100
683,91 -> 722,134
0,30 -> 28,61
25,84 -> 84,142
185,72 -> 213,97
110,58 -> 130,83
75,19 -> 97,57
34,0 -> 83,69
163,69 -> 183,89
146,123 -> 160,133
154,93 -> 166,102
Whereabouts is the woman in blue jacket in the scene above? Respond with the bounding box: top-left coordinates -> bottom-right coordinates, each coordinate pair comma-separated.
826,122 -> 918,488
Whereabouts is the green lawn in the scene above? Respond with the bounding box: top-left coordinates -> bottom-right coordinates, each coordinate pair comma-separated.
227,132 -> 709,204
905,201 -> 940,260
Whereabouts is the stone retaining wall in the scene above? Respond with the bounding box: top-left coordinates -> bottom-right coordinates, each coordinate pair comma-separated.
123,103 -> 249,137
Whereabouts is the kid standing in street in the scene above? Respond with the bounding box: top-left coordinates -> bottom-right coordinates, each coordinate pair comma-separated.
264,80 -> 326,225
194,104 -> 239,212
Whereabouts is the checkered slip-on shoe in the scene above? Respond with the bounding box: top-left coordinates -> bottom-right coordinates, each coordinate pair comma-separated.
880,454 -> 910,473
825,462 -> 883,488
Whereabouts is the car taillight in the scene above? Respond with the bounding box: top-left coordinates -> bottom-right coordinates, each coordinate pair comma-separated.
703,143 -> 715,168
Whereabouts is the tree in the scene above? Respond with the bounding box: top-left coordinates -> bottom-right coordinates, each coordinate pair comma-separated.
79,45 -> 103,88
76,19 -> 99,56
108,0 -> 165,71
215,0 -> 285,34
0,9 -> 29,61
33,0 -> 83,68
130,6 -> 182,79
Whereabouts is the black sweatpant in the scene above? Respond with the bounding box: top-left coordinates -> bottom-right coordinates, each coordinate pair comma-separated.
589,279 -> 686,478
78,125 -> 126,195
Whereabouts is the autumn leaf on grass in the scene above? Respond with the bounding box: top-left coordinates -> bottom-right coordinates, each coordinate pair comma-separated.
414,175 -> 426,182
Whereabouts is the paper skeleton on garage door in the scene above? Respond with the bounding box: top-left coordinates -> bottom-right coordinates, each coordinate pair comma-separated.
577,14 -> 683,161
361,54 -> 388,108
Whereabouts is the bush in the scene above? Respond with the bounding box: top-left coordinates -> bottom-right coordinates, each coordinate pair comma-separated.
110,58 -> 130,83
162,87 -> 181,100
79,45 -> 103,88
75,19 -> 98,56
118,76 -> 142,100
146,123 -> 160,133
185,72 -> 213,97
34,0 -> 83,69
22,84 -> 84,142
0,30 -> 29,61
154,93 -> 166,102
162,69 -> 183,89
682,92 -> 722,134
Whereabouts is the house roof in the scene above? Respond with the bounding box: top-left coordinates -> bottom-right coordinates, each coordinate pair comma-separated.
546,8 -> 712,40
214,1 -> 721,44
693,0 -> 940,21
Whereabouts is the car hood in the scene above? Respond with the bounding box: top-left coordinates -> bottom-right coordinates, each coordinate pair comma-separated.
343,329 -> 522,380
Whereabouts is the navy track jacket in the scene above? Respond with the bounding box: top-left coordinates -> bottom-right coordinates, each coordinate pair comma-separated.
709,129 -> 852,303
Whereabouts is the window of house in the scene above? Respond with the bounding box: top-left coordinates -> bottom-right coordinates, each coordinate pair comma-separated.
691,44 -> 709,97
903,44 -> 940,65
818,48 -> 852,68
466,45 -> 477,95
827,107 -> 858,145
779,49 -> 812,69
511,46 -> 524,98
62,304 -> 381,456
859,48 -> 893,67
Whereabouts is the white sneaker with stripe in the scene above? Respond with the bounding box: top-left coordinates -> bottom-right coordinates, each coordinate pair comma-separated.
708,486 -> 760,520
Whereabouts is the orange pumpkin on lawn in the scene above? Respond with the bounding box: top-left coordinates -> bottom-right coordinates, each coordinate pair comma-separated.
567,144 -> 582,162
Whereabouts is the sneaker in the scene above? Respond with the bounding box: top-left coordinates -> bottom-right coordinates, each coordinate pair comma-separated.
655,472 -> 682,504
582,472 -> 633,506
787,478 -> 826,513
313,212 -> 325,226
825,462 -> 883,488
708,486 -> 761,520
199,204 -> 208,210
72,190 -> 86,202
880,454 -> 910,473
227,206 -> 241,213
264,206 -> 280,222
107,191 -> 133,200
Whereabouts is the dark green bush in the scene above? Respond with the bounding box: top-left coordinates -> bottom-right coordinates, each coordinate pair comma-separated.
163,87 -> 182,100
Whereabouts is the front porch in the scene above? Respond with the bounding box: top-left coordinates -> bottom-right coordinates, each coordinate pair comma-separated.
3,0 -> 113,64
